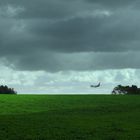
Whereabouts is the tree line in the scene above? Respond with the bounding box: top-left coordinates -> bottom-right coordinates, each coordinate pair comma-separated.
0,85 -> 17,94
112,85 -> 140,95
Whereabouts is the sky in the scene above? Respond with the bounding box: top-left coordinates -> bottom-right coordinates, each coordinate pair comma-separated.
0,0 -> 140,94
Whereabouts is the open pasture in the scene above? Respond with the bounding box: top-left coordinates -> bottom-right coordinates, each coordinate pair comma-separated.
0,95 -> 140,140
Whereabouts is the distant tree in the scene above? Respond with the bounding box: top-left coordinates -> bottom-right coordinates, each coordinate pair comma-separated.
0,85 -> 17,94
112,85 -> 140,95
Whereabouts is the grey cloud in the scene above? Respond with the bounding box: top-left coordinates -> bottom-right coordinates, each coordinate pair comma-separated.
4,52 -> 140,72
86,0 -> 138,8
1,0 -> 138,19
0,0 -> 140,72
27,10 -> 140,53
0,0 -> 88,19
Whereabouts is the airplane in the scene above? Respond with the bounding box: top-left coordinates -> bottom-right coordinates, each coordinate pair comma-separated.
90,82 -> 101,88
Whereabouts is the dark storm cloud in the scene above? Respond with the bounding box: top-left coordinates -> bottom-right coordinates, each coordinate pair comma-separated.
0,0 -> 140,71
27,12 -> 140,53
86,0 -> 138,8
0,0 -> 85,19
5,52 -> 140,72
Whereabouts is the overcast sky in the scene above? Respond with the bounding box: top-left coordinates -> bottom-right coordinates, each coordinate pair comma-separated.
0,0 -> 140,94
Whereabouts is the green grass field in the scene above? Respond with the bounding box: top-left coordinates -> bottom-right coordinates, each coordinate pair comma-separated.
0,95 -> 140,140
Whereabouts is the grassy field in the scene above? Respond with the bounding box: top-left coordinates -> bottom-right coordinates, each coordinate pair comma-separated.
0,95 -> 140,140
